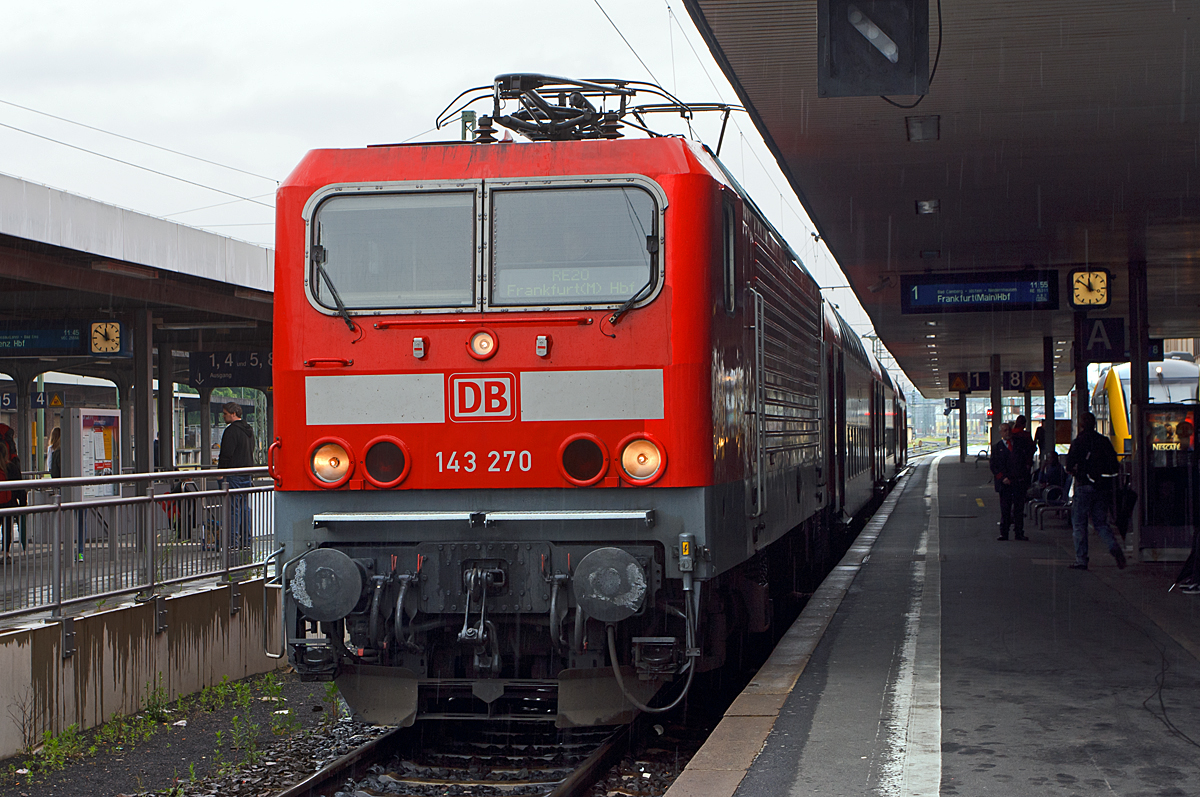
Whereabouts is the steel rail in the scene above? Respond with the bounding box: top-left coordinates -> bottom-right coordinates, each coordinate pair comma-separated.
271,727 -> 409,797
547,723 -> 630,797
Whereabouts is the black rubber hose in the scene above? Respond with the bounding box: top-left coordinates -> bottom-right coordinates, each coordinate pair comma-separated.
607,624 -> 695,714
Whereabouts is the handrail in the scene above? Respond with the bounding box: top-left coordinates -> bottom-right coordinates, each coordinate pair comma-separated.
262,546 -> 287,659
19,466 -> 267,490
0,466 -> 276,629
0,485 -> 270,517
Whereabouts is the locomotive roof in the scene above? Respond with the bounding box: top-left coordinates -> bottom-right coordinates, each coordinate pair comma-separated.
280,136 -> 735,190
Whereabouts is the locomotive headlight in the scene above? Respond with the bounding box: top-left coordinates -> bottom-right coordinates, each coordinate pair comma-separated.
619,436 -> 665,483
310,440 -> 353,486
363,437 -> 410,488
467,328 -> 498,360
559,434 -> 609,486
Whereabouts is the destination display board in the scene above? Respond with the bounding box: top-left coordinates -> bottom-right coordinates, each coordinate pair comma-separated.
0,324 -> 85,356
900,271 -> 1059,314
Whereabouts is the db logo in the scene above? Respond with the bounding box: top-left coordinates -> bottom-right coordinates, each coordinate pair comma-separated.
448,373 -> 517,422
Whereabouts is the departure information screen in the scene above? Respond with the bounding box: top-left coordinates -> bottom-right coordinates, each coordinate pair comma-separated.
900,271 -> 1059,314
0,325 -> 84,356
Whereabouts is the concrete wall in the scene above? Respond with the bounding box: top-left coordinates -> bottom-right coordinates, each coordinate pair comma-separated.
0,579 -> 282,759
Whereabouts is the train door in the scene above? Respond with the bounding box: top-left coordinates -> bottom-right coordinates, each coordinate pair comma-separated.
835,349 -> 847,517
745,285 -> 765,518
878,381 -> 888,484
824,339 -> 838,513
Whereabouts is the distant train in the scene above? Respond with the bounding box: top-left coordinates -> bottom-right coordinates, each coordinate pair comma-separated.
1092,355 -> 1200,454
269,75 -> 906,728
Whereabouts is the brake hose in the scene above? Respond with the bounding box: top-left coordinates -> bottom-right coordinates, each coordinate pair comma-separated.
607,625 -> 695,714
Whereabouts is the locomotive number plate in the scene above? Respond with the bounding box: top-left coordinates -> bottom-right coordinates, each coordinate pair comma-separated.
436,450 -> 532,473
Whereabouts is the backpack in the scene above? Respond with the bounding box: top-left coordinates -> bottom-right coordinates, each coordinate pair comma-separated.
1084,433 -> 1119,487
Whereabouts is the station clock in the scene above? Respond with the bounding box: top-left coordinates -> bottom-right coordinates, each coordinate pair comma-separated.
90,321 -> 122,354
1068,268 -> 1111,309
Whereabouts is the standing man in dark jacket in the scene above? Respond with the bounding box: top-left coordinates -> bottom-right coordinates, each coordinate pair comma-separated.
1065,412 -> 1125,571
218,402 -> 255,549
991,422 -> 1032,541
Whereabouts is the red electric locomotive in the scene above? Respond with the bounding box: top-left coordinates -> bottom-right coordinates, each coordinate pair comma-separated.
271,76 -> 905,727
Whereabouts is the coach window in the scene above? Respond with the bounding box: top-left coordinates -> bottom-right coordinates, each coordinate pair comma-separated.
311,192 -> 476,310
490,186 -> 658,306
723,202 -> 736,314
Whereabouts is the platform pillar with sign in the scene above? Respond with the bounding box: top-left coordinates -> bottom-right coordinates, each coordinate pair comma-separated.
199,386 -> 213,468
1043,336 -> 1055,457
156,338 -> 174,471
990,355 -> 1002,440
188,350 -> 272,469
1129,257 -> 1150,562
1073,311 -> 1089,422
959,390 -> 968,463
34,373 -> 44,473
114,373 -> 133,477
133,310 -> 154,480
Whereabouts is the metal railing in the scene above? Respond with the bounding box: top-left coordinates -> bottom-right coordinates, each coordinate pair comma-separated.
0,467 -> 272,625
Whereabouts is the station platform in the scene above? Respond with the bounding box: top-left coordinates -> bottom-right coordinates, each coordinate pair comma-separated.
668,452 -> 1200,796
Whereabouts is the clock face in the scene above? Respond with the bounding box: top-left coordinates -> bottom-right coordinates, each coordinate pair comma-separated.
90,322 -> 122,354
1070,269 -> 1110,308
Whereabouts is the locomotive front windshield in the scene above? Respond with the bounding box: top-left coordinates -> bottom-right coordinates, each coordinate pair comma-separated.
490,187 -> 656,306
311,192 -> 476,309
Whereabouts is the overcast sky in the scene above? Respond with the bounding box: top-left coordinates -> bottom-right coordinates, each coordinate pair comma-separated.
1,0 -> 910,388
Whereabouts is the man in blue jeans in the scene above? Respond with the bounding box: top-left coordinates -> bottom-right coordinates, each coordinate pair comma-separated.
1065,412 -> 1126,571
217,402 -> 255,549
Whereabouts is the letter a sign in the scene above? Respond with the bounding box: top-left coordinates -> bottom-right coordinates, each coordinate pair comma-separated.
1080,318 -> 1126,364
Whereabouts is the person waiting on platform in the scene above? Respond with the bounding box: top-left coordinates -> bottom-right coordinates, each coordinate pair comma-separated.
47,427 -> 61,479
0,440 -> 26,558
1065,411 -> 1126,571
991,422 -> 1034,541
1030,450 -> 1068,496
1034,422 -> 1050,464
217,402 -> 255,550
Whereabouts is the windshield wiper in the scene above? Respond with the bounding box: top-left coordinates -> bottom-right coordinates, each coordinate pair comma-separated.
609,275 -> 654,326
608,216 -> 658,327
311,244 -> 356,332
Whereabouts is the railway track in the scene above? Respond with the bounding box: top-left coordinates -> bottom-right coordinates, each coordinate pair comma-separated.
270,488 -> 896,797
274,721 -> 631,797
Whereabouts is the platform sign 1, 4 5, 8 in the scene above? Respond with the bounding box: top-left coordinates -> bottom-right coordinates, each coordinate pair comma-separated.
188,351 -> 272,389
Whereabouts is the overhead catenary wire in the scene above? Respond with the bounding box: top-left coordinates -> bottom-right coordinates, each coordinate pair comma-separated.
604,0 -> 879,350
0,120 -> 274,209
0,96 -> 279,183
593,0 -> 664,86
164,193 -> 277,218
662,1 -> 846,290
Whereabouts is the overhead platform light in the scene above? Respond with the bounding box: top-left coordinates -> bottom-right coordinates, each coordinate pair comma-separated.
91,259 -> 158,279
906,115 -> 940,142
156,320 -> 258,330
234,287 -> 272,303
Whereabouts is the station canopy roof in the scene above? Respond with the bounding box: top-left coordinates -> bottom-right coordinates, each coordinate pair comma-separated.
684,0 -> 1200,398
0,172 -> 272,381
